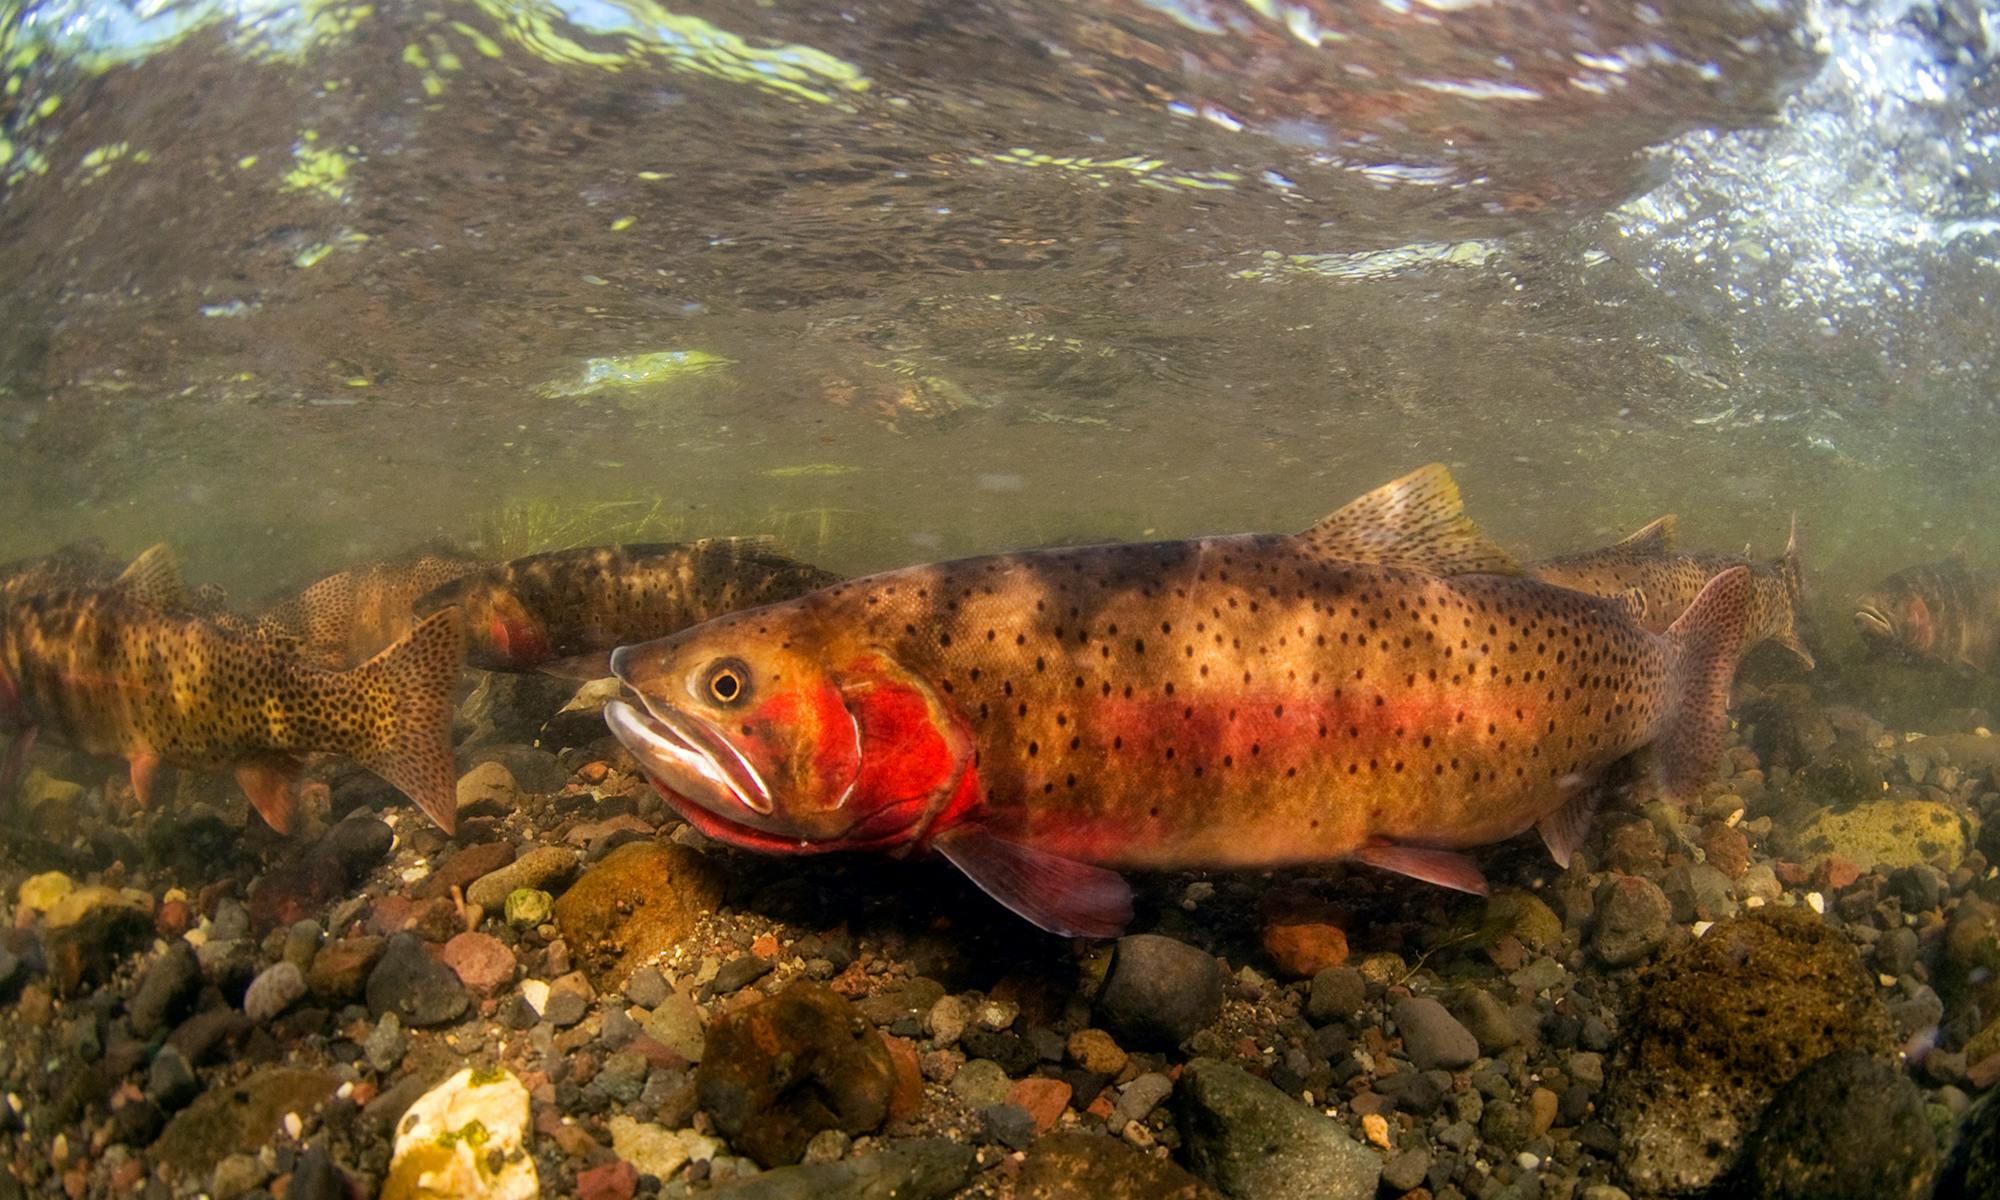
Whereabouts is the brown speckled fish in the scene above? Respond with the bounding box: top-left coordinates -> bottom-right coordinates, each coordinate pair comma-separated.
1854,554 -> 2000,674
1529,515 -> 1813,669
415,540 -> 841,677
606,466 -> 1754,936
0,562 -> 465,833
260,550 -> 486,668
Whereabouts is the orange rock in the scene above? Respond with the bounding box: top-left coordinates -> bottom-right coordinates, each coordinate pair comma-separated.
1262,920 -> 1350,979
751,933 -> 780,958
883,1034 -> 926,1124
578,761 -> 610,785
1007,1077 -> 1072,1134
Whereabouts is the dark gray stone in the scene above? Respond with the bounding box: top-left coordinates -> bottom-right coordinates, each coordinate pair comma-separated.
146,1045 -> 200,1111
1593,876 -> 1671,966
319,816 -> 393,880
129,942 -> 201,1037
705,1138 -> 976,1200
1456,989 -> 1528,1055
1175,1058 -> 1381,1200
1738,1050 -> 1936,1200
1307,966 -> 1367,1025
1097,935 -> 1224,1049
1393,996 -> 1479,1071
364,934 -> 468,1028
1383,1147 -> 1432,1193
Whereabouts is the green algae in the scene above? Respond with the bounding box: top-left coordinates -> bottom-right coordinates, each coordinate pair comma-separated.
536,350 -> 734,400
281,130 -> 353,202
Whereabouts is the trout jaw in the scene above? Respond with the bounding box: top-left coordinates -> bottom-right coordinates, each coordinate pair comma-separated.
605,698 -> 775,823
1852,602 -> 1896,643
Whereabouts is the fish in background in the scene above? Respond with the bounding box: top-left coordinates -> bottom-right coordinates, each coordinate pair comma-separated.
1854,553 -> 2000,674
606,465 -> 1753,937
415,539 -> 842,678
0,539 -> 122,589
259,550 -> 487,668
0,547 -> 466,833
1528,514 -> 1814,669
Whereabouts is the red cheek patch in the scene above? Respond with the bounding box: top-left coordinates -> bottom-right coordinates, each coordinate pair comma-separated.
848,675 -> 958,807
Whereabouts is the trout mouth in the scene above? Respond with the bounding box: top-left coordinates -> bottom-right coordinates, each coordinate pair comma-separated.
1852,603 -> 1897,642
604,697 -> 776,827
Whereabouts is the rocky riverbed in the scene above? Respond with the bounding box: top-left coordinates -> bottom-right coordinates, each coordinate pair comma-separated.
1,673 -> 1998,1199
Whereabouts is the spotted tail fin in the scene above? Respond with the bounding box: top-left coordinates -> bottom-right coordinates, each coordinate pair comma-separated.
1655,567 -> 1752,803
348,607 -> 465,833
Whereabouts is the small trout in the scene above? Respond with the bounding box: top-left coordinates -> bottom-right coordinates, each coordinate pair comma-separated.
1854,554 -> 2000,674
416,539 -> 841,677
605,466 -> 1753,936
0,552 -> 465,833
1529,515 -> 1812,669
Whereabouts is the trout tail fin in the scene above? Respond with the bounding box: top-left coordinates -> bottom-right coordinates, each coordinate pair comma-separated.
1771,514 -> 1815,669
349,607 -> 465,833
1656,566 -> 1752,803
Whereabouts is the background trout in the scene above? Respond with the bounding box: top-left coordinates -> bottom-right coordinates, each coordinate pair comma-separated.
1854,554 -> 2000,674
605,466 -> 1753,937
1528,515 -> 1812,669
260,550 -> 486,668
0,574 -> 465,833
416,539 -> 841,677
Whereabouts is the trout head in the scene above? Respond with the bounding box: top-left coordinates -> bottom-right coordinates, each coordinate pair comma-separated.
605,617 -> 975,855
1855,569 -> 1944,662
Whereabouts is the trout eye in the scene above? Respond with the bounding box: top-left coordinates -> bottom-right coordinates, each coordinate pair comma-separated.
704,658 -> 751,706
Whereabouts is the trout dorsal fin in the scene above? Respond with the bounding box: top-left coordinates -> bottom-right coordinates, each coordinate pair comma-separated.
1613,515 -> 1678,556
114,543 -> 190,609
1297,464 -> 1522,576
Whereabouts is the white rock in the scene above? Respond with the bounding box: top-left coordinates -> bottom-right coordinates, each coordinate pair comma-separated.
243,962 -> 306,1023
519,979 -> 550,1016
383,1067 -> 535,1200
609,1116 -> 691,1179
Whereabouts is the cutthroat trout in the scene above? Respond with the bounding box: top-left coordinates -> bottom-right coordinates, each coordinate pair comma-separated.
260,550 -> 486,668
0,558 -> 465,833
415,540 -> 841,677
1854,554 -> 2000,674
605,466 -> 1753,937
1529,515 -> 1813,669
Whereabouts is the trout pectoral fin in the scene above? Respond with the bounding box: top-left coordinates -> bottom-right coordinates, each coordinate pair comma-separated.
1536,774 -> 1602,869
235,757 -> 303,834
934,825 -> 1133,939
1353,840 -> 1490,896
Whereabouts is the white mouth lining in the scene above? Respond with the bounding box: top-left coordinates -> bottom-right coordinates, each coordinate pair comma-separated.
605,700 -> 769,815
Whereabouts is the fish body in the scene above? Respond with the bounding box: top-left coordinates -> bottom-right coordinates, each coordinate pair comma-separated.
261,551 -> 486,668
1854,555 -> 2000,674
1529,515 -> 1813,669
0,574 -> 464,833
417,539 -> 841,677
606,467 -> 1752,936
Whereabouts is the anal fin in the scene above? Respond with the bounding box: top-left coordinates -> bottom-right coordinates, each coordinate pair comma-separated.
235,757 -> 304,834
129,752 -> 163,808
1353,839 -> 1490,895
934,825 -> 1133,938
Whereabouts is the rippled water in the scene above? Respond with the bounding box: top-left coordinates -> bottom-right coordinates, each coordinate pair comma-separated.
1,0 -> 1996,678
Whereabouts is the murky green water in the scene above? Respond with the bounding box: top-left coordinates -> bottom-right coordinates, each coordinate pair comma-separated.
2,0 -> 1997,677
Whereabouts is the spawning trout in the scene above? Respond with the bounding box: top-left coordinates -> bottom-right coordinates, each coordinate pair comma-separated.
0,558 -> 465,833
1529,515 -> 1813,669
260,550 -> 486,668
1854,554 -> 2000,674
605,465 -> 1753,937
415,540 -> 841,677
